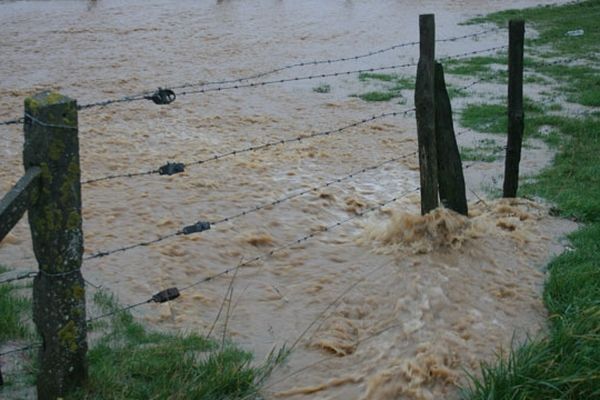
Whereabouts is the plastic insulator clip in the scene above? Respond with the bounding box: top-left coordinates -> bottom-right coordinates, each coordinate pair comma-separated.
146,88 -> 176,105
152,287 -> 180,303
159,162 -> 185,176
182,221 -> 211,235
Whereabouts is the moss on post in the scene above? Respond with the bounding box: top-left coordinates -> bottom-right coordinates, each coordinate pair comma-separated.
23,91 -> 88,399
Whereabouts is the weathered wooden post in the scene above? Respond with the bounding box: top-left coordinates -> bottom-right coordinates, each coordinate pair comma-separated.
415,14 -> 439,215
23,92 -> 87,399
503,20 -> 525,198
434,62 -> 468,215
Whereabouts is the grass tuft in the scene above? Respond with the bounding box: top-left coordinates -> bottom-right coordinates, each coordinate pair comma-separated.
0,266 -> 32,343
312,83 -> 331,93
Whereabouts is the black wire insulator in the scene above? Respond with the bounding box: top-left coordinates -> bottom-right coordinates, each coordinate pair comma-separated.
158,162 -> 185,176
152,287 -> 180,303
146,88 -> 176,105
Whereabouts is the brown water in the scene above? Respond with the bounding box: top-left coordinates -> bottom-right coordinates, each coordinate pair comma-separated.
0,1 -> 575,398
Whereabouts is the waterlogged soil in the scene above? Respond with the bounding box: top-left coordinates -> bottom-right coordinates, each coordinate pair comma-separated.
0,1 -> 576,399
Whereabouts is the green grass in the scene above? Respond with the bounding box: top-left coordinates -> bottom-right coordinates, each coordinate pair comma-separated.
523,116 -> 600,222
354,90 -> 401,102
312,83 -> 331,93
358,72 -> 397,82
459,98 -> 558,142
444,56 -> 508,83
354,73 -> 413,102
460,139 -> 504,162
460,1 -> 600,399
67,290 -> 282,400
0,266 -> 33,343
447,85 -> 468,99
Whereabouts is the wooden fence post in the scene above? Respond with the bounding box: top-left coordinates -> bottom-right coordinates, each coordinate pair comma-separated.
23,92 -> 87,399
415,13 -> 439,215
503,20 -> 525,198
434,62 -> 468,215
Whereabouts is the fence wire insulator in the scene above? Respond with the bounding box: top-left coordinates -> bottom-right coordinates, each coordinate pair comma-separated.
182,221 -> 211,235
145,88 -> 176,105
158,162 -> 185,176
152,287 -> 180,303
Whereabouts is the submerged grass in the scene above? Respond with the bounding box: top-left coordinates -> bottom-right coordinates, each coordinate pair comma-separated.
461,1 -> 600,399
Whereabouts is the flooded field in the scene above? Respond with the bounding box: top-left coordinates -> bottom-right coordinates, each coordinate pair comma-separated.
0,0 -> 575,398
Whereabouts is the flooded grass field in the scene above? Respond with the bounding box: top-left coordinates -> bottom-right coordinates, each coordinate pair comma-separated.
0,0 -> 576,398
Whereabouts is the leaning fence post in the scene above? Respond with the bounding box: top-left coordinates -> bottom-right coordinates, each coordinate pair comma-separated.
23,92 -> 87,399
415,13 -> 439,215
503,20 -> 525,198
434,62 -> 468,215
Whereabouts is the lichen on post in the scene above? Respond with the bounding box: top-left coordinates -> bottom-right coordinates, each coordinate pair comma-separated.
23,91 -> 88,399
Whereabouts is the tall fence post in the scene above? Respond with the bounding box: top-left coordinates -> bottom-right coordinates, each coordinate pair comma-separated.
415,13 -> 439,215
503,20 -> 525,198
434,62 -> 468,215
23,91 -> 88,399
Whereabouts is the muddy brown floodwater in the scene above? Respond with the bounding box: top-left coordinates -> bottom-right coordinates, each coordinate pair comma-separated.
0,0 -> 576,399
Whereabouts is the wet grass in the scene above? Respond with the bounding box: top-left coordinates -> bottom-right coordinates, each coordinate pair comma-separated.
460,139 -> 504,162
461,1 -> 600,399
0,265 -> 32,343
444,55 -> 508,83
312,83 -> 331,93
353,73 -> 413,102
459,98 -> 557,143
67,290 -> 282,400
0,281 -> 280,399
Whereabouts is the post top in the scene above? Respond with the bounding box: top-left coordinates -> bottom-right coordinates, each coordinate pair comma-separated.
25,91 -> 74,110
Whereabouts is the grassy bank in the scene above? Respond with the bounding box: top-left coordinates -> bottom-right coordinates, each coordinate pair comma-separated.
67,290 -> 276,400
459,1 -> 600,398
0,280 -> 275,399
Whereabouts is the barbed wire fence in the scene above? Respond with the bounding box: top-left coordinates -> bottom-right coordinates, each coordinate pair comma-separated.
0,21 -> 524,398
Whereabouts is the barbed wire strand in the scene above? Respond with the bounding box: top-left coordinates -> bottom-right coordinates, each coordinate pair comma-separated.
168,28 -> 502,92
74,28 -> 503,111
81,186 -> 418,326
73,45 -> 507,115
0,118 -> 23,126
178,186 -> 419,293
211,150 -> 418,226
81,109 -> 414,185
83,152 -> 417,261
174,46 -> 507,99
0,344 -> 39,357
1,45 -> 507,128
0,271 -> 37,285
